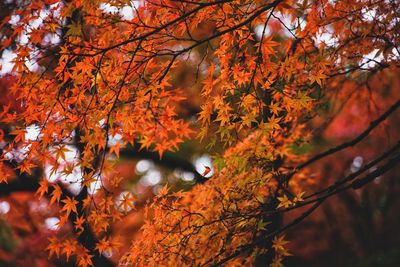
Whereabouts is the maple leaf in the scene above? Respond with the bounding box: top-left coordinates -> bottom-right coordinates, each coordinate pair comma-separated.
264,115 -> 282,132
309,70 -> 328,86
75,215 -> 85,234
47,237 -> 62,258
157,184 -> 170,198
82,196 -> 92,209
119,192 -> 136,213
96,238 -> 111,255
66,22 -> 83,37
201,166 -> 211,176
10,128 -> 25,143
0,163 -> 11,183
294,91 -> 313,110
62,239 -> 77,261
272,235 -> 292,256
277,195 -> 292,209
109,142 -> 124,158
82,171 -> 96,188
261,38 -> 279,56
54,145 -> 71,161
269,102 -> 282,116
56,215 -> 69,229
61,196 -> 79,216
36,179 -> 49,199
77,252 -> 94,267
109,175 -> 124,188
50,184 -> 62,204
17,160 -> 36,175
293,192 -> 305,203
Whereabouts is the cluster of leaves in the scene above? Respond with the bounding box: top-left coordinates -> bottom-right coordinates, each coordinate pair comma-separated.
0,0 -> 399,266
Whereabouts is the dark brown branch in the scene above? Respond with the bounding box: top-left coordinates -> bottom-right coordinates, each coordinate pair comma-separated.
212,153 -> 400,266
163,0 -> 283,58
307,141 -> 400,198
290,99 -> 400,177
76,0 -> 235,56
119,144 -> 207,183
63,188 -> 115,267
72,127 -> 115,266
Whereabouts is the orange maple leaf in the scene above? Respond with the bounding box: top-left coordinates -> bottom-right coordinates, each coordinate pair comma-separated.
61,196 -> 79,216
74,215 -> 85,234
50,184 -> 62,204
36,179 -> 49,199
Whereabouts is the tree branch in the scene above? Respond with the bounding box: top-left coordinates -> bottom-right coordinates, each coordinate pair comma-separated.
289,99 -> 400,178
212,152 -> 400,266
119,144 -> 207,183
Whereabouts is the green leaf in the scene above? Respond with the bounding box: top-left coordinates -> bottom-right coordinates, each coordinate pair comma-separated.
66,22 -> 83,37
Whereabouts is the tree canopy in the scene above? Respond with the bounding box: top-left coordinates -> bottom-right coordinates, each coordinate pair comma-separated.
0,0 -> 399,266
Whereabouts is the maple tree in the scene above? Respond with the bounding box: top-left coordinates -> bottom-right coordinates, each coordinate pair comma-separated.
0,0 -> 399,266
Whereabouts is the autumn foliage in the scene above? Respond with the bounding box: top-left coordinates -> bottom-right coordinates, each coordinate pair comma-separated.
0,0 -> 400,266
